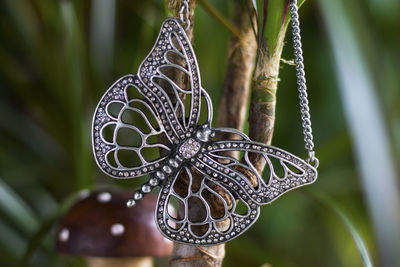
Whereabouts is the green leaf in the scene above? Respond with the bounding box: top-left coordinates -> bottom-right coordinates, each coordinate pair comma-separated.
0,179 -> 39,235
0,220 -> 26,260
253,0 -> 305,52
263,0 -> 286,52
313,193 -> 373,267
60,0 -> 94,190
318,0 -> 400,265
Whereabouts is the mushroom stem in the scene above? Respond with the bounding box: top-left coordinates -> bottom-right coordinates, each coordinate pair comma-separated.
86,257 -> 153,267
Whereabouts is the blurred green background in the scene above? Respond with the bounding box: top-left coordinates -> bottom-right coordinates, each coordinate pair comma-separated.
0,0 -> 399,266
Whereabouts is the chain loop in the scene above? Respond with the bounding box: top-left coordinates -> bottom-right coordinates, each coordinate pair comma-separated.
290,0 -> 318,167
179,0 -> 190,30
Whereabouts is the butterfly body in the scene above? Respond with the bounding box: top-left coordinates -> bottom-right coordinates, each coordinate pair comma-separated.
92,18 -> 317,245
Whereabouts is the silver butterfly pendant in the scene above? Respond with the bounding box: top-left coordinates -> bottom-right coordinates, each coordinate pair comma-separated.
92,18 -> 317,245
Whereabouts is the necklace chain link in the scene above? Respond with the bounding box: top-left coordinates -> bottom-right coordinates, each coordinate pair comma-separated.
179,0 -> 190,30
290,0 -> 318,167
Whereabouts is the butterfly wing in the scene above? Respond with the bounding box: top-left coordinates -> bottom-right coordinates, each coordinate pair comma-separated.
92,75 -> 173,178
198,128 -> 317,204
138,18 -> 205,142
155,166 -> 260,245
93,18 -> 206,178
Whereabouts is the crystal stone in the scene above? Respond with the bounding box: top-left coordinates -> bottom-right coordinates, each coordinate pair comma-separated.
149,178 -> 158,186
141,184 -> 151,193
196,128 -> 212,142
179,138 -> 201,159
126,199 -> 136,208
133,191 -> 143,200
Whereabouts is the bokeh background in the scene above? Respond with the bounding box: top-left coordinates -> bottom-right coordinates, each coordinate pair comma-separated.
0,0 -> 399,266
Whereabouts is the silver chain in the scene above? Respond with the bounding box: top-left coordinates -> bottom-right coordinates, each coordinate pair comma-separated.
179,0 -> 190,30
290,0 -> 318,168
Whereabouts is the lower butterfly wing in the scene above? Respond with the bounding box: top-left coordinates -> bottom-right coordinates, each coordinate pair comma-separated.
155,166 -> 260,245
199,128 -> 317,204
92,74 -> 173,178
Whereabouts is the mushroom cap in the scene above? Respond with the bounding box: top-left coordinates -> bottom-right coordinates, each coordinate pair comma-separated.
56,191 -> 173,257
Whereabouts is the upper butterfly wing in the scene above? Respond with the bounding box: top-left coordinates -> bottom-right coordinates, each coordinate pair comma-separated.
155,166 -> 260,245
138,18 -> 203,142
198,128 -> 317,204
92,75 -> 172,178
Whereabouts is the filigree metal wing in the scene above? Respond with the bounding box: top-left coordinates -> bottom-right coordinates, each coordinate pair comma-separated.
92,75 -> 172,178
198,128 -> 318,204
138,18 -> 205,143
93,18 -> 207,179
155,166 -> 260,245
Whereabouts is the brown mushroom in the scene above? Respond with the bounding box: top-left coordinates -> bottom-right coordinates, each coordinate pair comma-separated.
56,191 -> 172,267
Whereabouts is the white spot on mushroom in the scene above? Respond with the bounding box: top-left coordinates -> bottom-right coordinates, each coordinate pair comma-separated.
79,189 -> 90,199
97,192 -> 112,203
59,228 -> 70,242
110,223 -> 125,236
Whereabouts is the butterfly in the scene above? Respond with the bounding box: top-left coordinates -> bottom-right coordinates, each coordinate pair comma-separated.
92,18 -> 317,245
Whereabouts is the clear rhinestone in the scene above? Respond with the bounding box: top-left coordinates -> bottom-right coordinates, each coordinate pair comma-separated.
142,184 -> 151,193
179,138 -> 201,159
195,128 -> 212,142
126,199 -> 136,207
168,159 -> 179,168
149,178 -> 158,186
156,171 -> 165,179
133,191 -> 143,200
162,165 -> 172,174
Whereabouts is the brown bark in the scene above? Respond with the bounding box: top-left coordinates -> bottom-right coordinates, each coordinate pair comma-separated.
216,2 -> 257,139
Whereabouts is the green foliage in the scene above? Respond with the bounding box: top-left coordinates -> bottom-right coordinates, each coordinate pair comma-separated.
0,0 -> 399,266
312,193 -> 373,267
251,0 -> 304,52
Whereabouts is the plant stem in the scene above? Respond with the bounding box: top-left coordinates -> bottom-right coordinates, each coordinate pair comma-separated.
216,0 -> 257,142
198,0 -> 243,40
248,3 -> 291,173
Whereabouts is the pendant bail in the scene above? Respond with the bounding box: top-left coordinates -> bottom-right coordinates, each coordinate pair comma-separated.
179,0 -> 190,30
307,151 -> 319,168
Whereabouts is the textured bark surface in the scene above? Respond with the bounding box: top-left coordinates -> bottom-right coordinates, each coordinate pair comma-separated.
216,3 -> 257,141
249,29 -> 287,173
